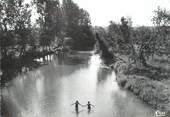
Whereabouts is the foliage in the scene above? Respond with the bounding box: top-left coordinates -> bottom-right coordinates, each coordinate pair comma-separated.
108,17 -> 132,54
107,10 -> 170,67
34,0 -> 63,49
62,0 -> 95,50
152,6 -> 170,26
109,8 -> 170,110
0,0 -> 95,83
1,0 -> 32,58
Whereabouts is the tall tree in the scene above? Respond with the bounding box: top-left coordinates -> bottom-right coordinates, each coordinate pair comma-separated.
1,0 -> 32,58
152,6 -> 170,56
35,0 -> 63,51
62,0 -> 95,50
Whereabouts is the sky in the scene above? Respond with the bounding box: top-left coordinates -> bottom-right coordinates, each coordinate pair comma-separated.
73,0 -> 170,26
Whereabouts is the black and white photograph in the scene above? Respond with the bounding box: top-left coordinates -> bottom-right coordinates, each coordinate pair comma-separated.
0,0 -> 170,117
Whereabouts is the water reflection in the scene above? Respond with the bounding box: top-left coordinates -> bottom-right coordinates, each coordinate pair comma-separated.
1,54 -> 54,87
2,52 -> 154,117
97,67 -> 112,86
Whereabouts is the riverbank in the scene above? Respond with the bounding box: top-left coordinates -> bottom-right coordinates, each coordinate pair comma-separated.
111,56 -> 170,113
1,50 -> 59,87
0,50 -> 93,87
95,30 -> 170,113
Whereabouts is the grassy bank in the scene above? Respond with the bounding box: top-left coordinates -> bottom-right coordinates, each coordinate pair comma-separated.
113,58 -> 170,112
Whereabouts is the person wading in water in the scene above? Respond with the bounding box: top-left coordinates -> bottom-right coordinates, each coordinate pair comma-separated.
84,101 -> 95,113
71,100 -> 83,112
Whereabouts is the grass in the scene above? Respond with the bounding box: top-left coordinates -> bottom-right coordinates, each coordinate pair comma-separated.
125,65 -> 170,81
117,74 -> 170,111
114,58 -> 170,112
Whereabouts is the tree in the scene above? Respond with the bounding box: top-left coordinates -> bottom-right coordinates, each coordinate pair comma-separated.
108,17 -> 133,54
131,27 -> 156,67
1,0 -> 32,58
152,7 -> 170,56
108,21 -> 122,52
120,16 -> 131,43
108,17 -> 154,67
62,0 -> 95,50
152,6 -> 170,26
0,0 -> 36,82
34,0 -> 63,51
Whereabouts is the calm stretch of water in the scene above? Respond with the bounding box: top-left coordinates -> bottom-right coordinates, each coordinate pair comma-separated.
2,52 -> 155,117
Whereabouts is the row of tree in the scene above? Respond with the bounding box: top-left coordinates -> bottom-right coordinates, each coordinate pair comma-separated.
34,0 -> 95,51
106,7 -> 170,67
0,0 -> 95,82
1,0 -> 95,58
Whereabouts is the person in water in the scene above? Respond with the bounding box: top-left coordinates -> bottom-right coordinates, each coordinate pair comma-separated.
71,100 -> 83,111
85,101 -> 95,111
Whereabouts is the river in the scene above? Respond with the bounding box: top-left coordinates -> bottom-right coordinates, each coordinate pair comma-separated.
2,51 -> 155,117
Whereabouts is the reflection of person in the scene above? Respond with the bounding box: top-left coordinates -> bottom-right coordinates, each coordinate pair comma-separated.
75,109 -> 83,117
71,100 -> 83,111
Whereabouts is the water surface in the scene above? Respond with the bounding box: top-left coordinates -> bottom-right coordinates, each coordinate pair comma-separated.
2,52 -> 155,117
